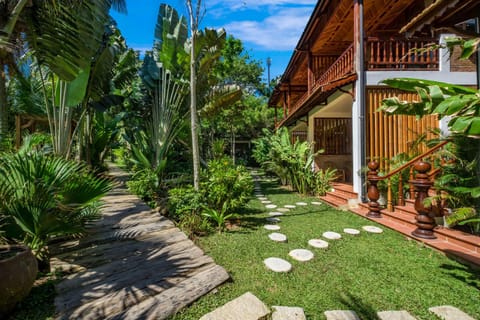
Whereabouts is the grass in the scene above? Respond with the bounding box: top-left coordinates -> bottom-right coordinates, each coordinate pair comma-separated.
170,177 -> 480,319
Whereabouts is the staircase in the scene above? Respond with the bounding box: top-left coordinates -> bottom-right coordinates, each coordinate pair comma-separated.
320,183 -> 480,267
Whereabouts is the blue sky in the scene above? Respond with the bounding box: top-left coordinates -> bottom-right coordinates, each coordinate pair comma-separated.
110,0 -> 316,81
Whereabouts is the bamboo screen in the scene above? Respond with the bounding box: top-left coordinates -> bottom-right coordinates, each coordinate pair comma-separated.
366,87 -> 439,170
313,118 -> 352,155
291,130 -> 307,143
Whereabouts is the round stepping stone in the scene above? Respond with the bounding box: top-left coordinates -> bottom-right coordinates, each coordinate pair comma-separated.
264,257 -> 292,272
311,201 -> 322,205
277,208 -> 290,212
362,226 -> 383,233
265,204 -> 277,209
268,232 -> 287,242
284,205 -> 296,209
264,224 -> 281,231
344,228 -> 360,235
308,239 -> 329,249
261,200 -> 272,204
268,211 -> 283,216
266,217 -> 281,223
296,202 -> 308,206
289,249 -> 314,262
323,231 -> 342,240
257,197 -> 268,201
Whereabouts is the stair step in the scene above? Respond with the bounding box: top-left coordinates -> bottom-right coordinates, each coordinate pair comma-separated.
429,305 -> 476,320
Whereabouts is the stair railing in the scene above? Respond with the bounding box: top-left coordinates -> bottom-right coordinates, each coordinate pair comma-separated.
366,140 -> 449,217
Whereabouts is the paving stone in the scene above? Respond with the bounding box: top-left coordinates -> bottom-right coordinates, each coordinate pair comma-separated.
269,212 -> 283,216
429,306 -> 476,320
264,224 -> 281,231
266,217 -> 281,223
323,231 -> 342,240
343,228 -> 360,235
311,201 -> 322,205
289,249 -> 314,261
362,226 -> 383,233
257,197 -> 268,201
272,306 -> 306,320
308,239 -> 329,249
265,204 -> 278,209
264,257 -> 292,272
268,233 -> 287,242
277,208 -> 290,212
284,205 -> 296,209
199,292 -> 270,320
261,200 -> 272,204
324,310 -> 360,320
295,202 -> 308,206
377,310 -> 417,320
255,194 -> 265,198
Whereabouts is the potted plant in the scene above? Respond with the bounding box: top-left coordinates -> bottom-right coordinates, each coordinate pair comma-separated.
0,244 -> 38,317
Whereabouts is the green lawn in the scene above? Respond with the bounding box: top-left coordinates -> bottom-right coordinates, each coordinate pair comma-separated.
170,178 -> 480,320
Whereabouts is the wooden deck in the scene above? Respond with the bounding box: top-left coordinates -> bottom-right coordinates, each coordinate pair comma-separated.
49,165 -> 230,320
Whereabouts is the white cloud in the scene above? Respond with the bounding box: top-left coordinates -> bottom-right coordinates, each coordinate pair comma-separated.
221,7 -> 313,51
207,0 -> 316,11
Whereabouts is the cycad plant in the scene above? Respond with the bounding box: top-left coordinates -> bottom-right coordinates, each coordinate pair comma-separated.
0,149 -> 112,268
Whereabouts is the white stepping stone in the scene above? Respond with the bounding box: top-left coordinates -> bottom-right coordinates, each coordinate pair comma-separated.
257,197 -> 268,200
255,194 -> 264,197
429,306 -> 476,320
377,310 -> 417,320
199,292 -> 269,320
324,310 -> 360,320
362,225 -> 383,233
296,202 -> 308,206
261,200 -> 272,204
289,249 -> 314,262
308,239 -> 329,249
284,205 -> 296,209
266,217 -> 281,223
323,231 -> 342,240
264,224 -> 281,231
264,257 -> 292,272
344,228 -> 360,235
311,201 -> 322,205
268,212 -> 283,216
277,208 -> 290,212
272,306 -> 306,320
268,232 -> 287,242
265,204 -> 277,209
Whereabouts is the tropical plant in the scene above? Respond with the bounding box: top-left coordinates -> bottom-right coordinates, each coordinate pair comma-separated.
0,149 -> 112,267
202,203 -> 237,232
314,168 -> 338,196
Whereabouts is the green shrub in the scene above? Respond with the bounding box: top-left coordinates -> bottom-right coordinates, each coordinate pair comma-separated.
126,168 -> 159,207
168,185 -> 205,217
314,168 -> 338,196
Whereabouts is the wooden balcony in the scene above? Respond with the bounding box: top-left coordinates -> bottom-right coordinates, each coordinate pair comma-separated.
281,38 -> 439,125
366,37 -> 439,70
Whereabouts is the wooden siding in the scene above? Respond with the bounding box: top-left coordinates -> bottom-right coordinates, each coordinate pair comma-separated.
291,130 -> 308,143
314,118 -> 352,155
366,87 -> 439,171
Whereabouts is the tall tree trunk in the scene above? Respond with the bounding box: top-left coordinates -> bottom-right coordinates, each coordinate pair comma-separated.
187,0 -> 202,191
0,62 -> 9,147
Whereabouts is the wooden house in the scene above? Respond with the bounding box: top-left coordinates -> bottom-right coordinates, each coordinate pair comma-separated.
268,0 -> 478,201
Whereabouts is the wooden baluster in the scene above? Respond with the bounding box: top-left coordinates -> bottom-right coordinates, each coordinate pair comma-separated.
411,161 -> 436,239
387,178 -> 393,212
367,160 -> 382,218
398,172 -> 404,206
409,166 -> 415,199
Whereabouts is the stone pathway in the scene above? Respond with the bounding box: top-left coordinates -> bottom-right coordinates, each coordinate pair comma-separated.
50,165 -> 229,320
244,173 -> 476,320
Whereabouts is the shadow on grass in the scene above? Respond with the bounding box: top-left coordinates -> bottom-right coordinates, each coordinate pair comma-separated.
337,292 -> 379,319
440,261 -> 480,290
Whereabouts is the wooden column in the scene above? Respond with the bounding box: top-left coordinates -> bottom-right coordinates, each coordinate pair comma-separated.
307,51 -> 313,95
15,115 -> 21,150
411,161 -> 436,239
283,91 -> 288,119
367,160 -> 381,218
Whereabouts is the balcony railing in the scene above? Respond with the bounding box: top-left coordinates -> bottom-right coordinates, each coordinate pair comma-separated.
366,37 -> 439,70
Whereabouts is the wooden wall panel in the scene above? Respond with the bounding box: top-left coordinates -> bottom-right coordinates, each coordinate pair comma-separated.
366,87 -> 439,171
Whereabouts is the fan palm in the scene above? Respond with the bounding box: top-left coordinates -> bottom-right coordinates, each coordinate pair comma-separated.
0,149 -> 112,265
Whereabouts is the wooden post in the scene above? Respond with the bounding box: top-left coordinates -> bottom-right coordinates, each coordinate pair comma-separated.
367,160 -> 381,218
411,161 -> 436,239
15,115 -> 21,150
